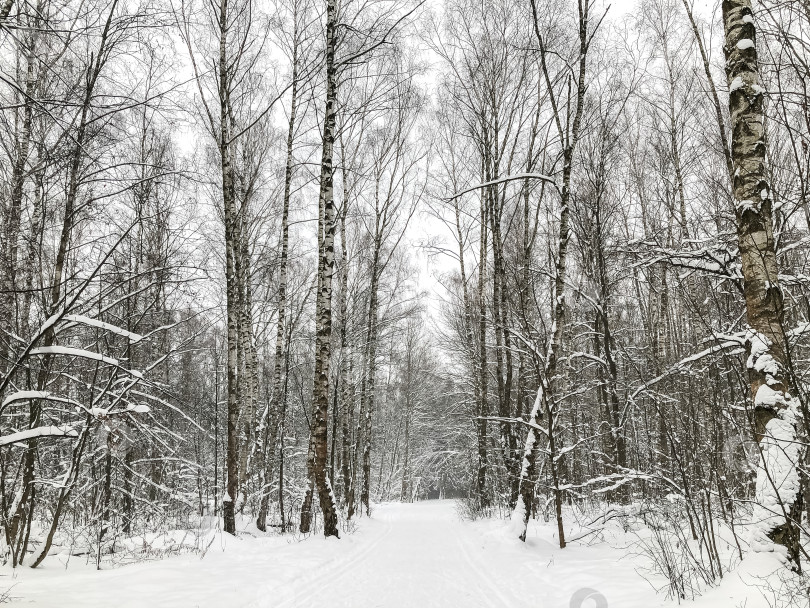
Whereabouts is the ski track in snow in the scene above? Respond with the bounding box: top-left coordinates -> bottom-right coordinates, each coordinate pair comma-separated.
2,500 -> 678,608
454,527 -> 522,608
264,510 -> 396,608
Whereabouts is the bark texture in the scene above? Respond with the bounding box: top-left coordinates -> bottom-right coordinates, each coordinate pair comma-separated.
218,0 -> 240,536
302,0 -> 340,538
722,0 -> 804,565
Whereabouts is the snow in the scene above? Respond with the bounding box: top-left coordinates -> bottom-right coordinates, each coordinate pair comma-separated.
745,330 -> 803,557
3,500 -> 802,607
62,314 -> 144,343
29,346 -> 119,367
742,14 -> 754,24
746,330 -> 779,378
509,385 -> 544,537
737,199 -> 759,214
519,386 -> 543,478
36,311 -> 62,338
126,403 -> 151,413
0,424 -> 78,447
688,552 -> 786,608
750,409 -> 801,555
508,495 -> 528,536
2,501 -> 670,608
1,390 -> 51,408
729,76 -> 744,92
737,39 -> 755,50
1,391 -> 85,413
754,383 -> 784,407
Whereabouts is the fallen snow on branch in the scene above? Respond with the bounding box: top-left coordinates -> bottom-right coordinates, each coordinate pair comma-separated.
30,346 -> 119,367
2,390 -> 51,408
62,314 -> 144,343
0,424 -> 78,446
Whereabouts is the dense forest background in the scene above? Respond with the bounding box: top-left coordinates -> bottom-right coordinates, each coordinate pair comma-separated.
1,0 -> 809,595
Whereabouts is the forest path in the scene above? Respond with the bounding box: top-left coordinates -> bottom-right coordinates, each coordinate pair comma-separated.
260,500 -> 667,608
4,500 -> 668,607
268,500 -> 524,608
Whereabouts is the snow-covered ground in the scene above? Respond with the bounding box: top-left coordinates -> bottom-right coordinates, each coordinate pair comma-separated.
0,500 -> 791,607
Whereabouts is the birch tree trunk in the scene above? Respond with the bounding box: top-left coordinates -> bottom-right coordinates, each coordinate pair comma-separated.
513,0 -> 590,545
360,245 -> 381,515
256,18 -> 300,530
218,0 -> 241,536
477,187 -> 489,507
722,0 -> 804,565
453,198 -> 486,506
302,0 -> 340,537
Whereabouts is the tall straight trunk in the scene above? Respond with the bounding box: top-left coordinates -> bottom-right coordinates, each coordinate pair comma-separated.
344,357 -> 357,517
237,233 -> 258,511
360,248 -> 381,515
97,443 -> 113,568
594,213 -> 627,484
477,187 -> 489,505
454,199 -> 486,506
257,12 -> 301,532
489,183 -> 519,506
722,0 -> 804,565
400,386 -> 412,502
302,0 -> 340,537
219,0 -> 240,536
348,354 -> 364,520
661,39 -> 689,241
680,0 -> 734,181
234,150 -> 256,508
330,376 -> 339,487
514,0 -> 590,545
20,146 -> 44,340
278,323 -> 294,531
336,208 -> 352,502
1,5 -> 39,365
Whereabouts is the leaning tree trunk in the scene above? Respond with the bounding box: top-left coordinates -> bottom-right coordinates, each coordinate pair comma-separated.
722,0 -> 804,566
301,0 -> 340,538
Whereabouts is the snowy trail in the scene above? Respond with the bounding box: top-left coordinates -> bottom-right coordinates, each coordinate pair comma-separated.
3,500 -> 671,608
268,501 -> 524,608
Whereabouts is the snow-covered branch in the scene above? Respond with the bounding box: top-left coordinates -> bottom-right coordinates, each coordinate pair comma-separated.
443,173 -> 558,202
0,425 -> 79,447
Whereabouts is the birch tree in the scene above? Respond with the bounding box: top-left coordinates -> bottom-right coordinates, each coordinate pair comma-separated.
722,0 -> 804,565
512,0 -> 597,545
